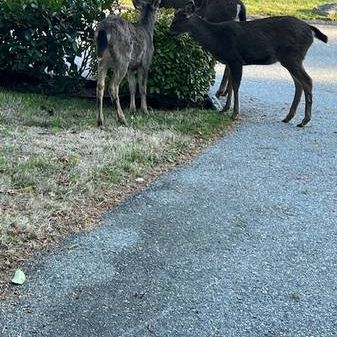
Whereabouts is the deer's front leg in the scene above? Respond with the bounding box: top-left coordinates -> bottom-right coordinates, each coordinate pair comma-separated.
96,61 -> 107,128
216,66 -> 229,98
138,67 -> 149,114
223,69 -> 233,112
228,62 -> 242,119
282,74 -> 303,123
128,70 -> 137,113
109,71 -> 128,126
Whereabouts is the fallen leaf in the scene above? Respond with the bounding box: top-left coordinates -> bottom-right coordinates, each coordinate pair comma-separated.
11,269 -> 26,285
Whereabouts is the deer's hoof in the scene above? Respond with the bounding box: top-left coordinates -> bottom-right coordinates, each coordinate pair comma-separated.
216,89 -> 228,98
119,119 -> 129,127
297,119 -> 310,128
282,118 -> 290,123
220,103 -> 232,114
231,113 -> 238,120
141,108 -> 150,115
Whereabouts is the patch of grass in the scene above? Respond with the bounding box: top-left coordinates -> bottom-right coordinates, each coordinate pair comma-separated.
120,0 -> 337,20
12,154 -> 59,189
245,0 -> 337,20
129,108 -> 229,140
0,89 -> 96,131
0,87 -> 231,290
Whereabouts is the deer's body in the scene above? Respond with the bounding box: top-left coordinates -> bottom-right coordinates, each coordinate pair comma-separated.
95,0 -> 159,127
186,17 -> 312,65
170,8 -> 328,127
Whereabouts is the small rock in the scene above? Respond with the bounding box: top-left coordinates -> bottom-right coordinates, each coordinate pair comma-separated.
133,292 -> 145,299
135,178 -> 145,183
314,3 -> 337,16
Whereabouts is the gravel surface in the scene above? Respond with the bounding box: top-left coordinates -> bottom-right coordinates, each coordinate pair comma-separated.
1,25 -> 337,337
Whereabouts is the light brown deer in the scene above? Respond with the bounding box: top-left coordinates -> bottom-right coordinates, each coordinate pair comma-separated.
95,0 -> 161,127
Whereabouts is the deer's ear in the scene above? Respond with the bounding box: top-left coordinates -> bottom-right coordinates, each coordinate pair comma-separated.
132,0 -> 142,9
184,1 -> 196,15
151,0 -> 161,8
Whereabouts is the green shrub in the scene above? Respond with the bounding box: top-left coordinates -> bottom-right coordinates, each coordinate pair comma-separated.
121,9 -> 216,103
0,3 -> 215,102
0,0 -> 114,89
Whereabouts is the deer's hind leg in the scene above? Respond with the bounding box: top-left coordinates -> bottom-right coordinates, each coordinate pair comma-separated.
109,64 -> 128,126
282,74 -> 303,123
293,65 -> 312,127
96,60 -> 108,128
282,60 -> 312,127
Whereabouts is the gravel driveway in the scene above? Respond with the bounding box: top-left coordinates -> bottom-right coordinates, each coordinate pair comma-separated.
1,24 -> 337,337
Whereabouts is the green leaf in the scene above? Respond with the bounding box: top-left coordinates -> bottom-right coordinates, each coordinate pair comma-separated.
11,268 -> 26,285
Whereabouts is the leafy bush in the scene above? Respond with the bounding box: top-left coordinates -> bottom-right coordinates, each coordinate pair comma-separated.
0,0 -> 114,89
121,9 -> 216,103
0,2 -> 215,102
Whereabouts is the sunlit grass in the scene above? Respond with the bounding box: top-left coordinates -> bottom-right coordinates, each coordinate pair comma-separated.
245,0 -> 337,20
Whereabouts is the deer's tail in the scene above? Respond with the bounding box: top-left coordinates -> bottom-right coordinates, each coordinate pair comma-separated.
96,29 -> 108,58
310,25 -> 328,43
238,3 -> 246,22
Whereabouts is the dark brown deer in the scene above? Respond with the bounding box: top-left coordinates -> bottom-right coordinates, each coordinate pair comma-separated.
170,2 -> 328,127
95,0 -> 161,127
196,0 -> 246,110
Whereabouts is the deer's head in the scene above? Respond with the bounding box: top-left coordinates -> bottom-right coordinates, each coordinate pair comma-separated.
132,0 -> 162,10
170,1 -> 196,35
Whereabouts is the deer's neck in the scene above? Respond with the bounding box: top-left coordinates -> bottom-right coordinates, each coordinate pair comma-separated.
187,15 -> 221,55
140,8 -> 156,37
